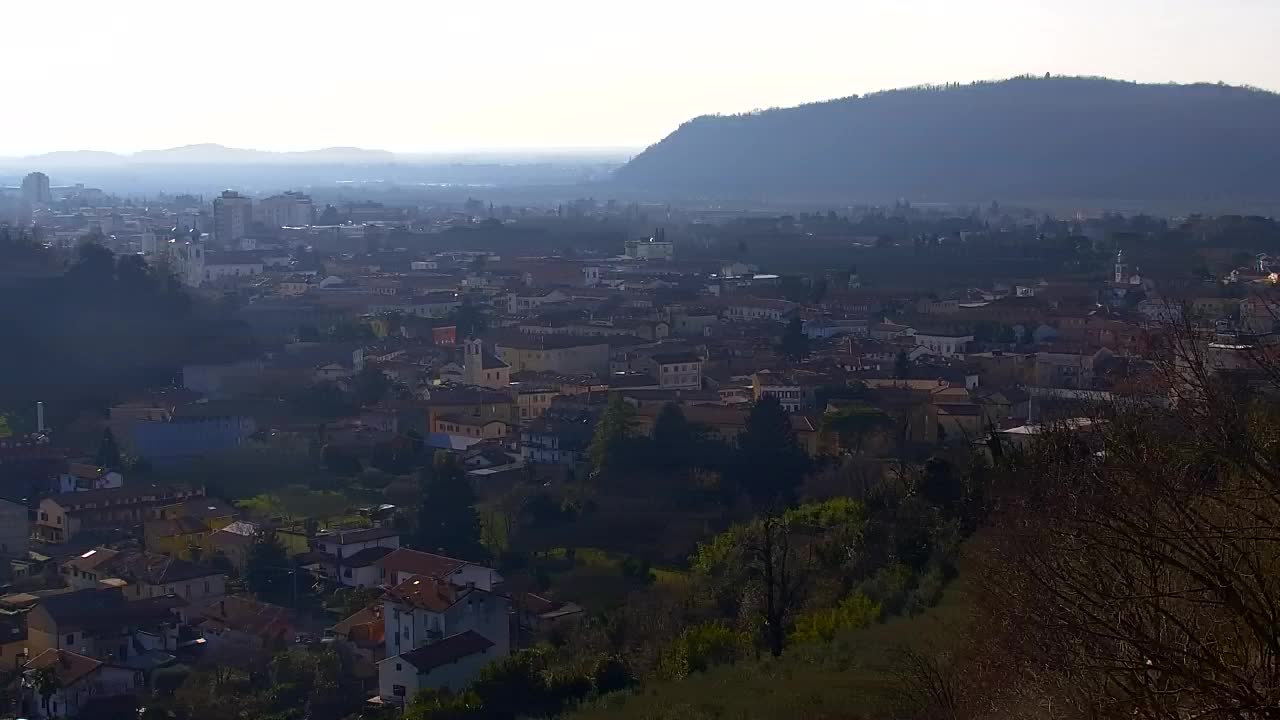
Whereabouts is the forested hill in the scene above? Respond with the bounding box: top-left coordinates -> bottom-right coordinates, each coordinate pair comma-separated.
614,76 -> 1280,208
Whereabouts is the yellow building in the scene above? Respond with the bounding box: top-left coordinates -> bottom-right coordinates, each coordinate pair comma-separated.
432,415 -> 510,440
515,387 -> 558,423
144,498 -> 237,560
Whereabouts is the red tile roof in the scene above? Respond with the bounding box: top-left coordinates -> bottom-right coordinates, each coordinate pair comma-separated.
25,649 -> 102,687
374,548 -> 467,579
383,575 -> 468,612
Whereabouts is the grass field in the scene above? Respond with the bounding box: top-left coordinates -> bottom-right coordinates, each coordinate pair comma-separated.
236,484 -> 355,523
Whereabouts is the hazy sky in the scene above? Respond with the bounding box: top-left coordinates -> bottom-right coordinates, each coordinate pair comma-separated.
6,0 -> 1279,156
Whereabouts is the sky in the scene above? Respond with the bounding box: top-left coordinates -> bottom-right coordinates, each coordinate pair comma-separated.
5,0 -> 1279,156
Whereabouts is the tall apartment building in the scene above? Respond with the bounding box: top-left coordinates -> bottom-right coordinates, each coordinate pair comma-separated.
256,191 -> 314,228
212,190 -> 252,245
21,171 -> 52,204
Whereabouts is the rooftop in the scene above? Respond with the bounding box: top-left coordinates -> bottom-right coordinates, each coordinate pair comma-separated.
396,630 -> 493,672
25,649 -> 102,687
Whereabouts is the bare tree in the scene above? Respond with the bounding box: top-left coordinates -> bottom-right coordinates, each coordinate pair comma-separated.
978,314 -> 1280,719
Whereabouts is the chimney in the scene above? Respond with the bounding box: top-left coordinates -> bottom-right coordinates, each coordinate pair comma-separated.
36,402 -> 45,433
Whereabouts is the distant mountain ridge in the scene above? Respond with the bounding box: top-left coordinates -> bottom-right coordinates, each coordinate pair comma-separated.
614,76 -> 1280,207
15,143 -> 396,167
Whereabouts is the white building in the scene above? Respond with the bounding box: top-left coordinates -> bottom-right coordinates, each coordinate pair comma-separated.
212,190 -> 252,245
311,527 -> 401,588
23,649 -> 139,719
724,298 -> 798,322
644,351 -> 703,390
913,331 -> 974,358
376,573 -> 512,703
57,464 -> 123,494
198,251 -> 265,284
374,548 -> 504,591
377,630 -> 498,704
507,288 -> 568,314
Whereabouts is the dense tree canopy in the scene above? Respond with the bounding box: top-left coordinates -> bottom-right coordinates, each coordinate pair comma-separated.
415,451 -> 485,560
727,397 -> 811,509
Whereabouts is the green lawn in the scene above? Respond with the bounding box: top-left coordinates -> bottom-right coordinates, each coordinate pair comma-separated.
236,484 -> 355,523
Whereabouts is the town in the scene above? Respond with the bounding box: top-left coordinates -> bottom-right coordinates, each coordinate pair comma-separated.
2,166 -> 1280,720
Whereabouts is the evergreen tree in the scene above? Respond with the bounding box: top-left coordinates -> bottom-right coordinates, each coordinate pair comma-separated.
95,428 -> 122,470
893,350 -> 911,379
778,317 -> 810,361
730,397 -> 811,509
415,452 -> 485,559
650,402 -> 718,470
353,365 -> 391,406
588,395 -> 636,476
245,532 -> 295,605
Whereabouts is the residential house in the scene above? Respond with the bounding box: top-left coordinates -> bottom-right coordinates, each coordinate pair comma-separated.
309,527 -> 401,588
61,549 -> 120,590
195,595 -> 297,654
62,550 -> 226,605
56,464 -> 123,494
25,588 -> 186,660
641,351 -> 703,390
869,322 -> 915,341
669,311 -> 719,338
374,549 -> 503,591
724,298 -> 798,322
36,484 -> 204,543
422,387 -> 518,430
964,351 -> 1033,387
22,649 -> 140,719
144,498 -> 237,560
514,385 -> 558,423
507,288 -> 569,314
751,370 -> 806,413
913,331 -> 974,358
0,615 -> 28,672
376,574 -> 512,703
519,412 -> 594,467
328,604 -> 385,680
369,292 -> 461,319
205,520 -> 262,571
377,630 -> 497,702
515,593 -> 584,634
431,415 -> 510,441
1034,347 -> 1113,390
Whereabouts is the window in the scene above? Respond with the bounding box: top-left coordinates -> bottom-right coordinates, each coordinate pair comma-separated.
66,634 -> 75,645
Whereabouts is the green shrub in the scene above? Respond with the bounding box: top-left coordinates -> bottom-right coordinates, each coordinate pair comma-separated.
789,593 -> 881,645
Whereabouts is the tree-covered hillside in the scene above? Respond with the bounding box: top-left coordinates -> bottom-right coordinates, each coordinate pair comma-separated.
615,76 -> 1280,208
